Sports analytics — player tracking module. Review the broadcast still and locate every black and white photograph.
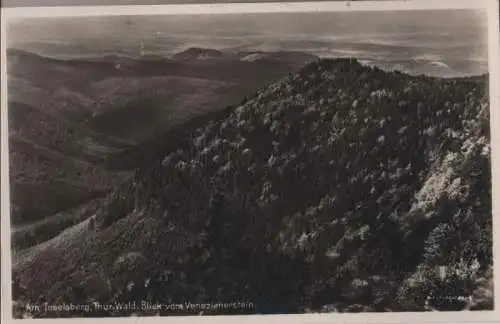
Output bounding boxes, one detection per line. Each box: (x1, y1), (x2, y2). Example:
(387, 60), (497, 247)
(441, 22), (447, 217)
(1, 0), (498, 321)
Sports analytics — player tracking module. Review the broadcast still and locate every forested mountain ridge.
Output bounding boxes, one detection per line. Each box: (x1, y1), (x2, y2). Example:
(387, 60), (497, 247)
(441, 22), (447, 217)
(12, 58), (493, 317)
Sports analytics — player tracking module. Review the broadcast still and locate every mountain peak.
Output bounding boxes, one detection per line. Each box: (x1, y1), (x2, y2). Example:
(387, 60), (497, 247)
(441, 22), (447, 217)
(309, 57), (362, 71)
(171, 47), (227, 60)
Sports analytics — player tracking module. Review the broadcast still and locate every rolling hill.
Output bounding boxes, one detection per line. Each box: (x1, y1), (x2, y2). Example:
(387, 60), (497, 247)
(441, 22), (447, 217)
(8, 134), (128, 226)
(7, 47), (316, 248)
(11, 58), (493, 317)
(8, 48), (316, 144)
(7, 50), (132, 232)
(7, 98), (132, 228)
(8, 101), (130, 164)
(85, 75), (246, 143)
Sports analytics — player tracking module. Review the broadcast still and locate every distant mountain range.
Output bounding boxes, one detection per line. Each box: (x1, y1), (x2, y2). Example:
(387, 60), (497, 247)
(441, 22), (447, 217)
(11, 57), (493, 317)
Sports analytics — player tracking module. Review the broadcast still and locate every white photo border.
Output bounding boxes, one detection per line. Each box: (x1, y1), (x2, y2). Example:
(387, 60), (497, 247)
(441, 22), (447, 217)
(1, 0), (499, 323)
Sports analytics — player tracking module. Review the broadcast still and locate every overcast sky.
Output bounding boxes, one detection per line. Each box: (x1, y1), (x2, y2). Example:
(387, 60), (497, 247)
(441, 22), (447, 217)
(8, 9), (486, 42)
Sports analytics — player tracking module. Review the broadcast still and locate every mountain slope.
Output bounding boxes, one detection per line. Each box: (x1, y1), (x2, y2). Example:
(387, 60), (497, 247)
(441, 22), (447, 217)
(8, 101), (130, 163)
(8, 134), (129, 226)
(7, 98), (133, 228)
(85, 76), (245, 143)
(12, 59), (492, 317)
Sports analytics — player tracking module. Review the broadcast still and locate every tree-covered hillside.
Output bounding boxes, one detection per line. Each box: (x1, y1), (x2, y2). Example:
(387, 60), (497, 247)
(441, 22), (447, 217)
(12, 58), (493, 317)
